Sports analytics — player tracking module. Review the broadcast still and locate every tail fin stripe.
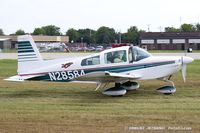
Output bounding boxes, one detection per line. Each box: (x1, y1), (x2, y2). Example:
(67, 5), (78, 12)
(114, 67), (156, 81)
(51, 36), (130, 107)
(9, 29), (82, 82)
(18, 41), (31, 44)
(18, 43), (31, 45)
(18, 49), (34, 53)
(18, 43), (32, 46)
(18, 54), (36, 57)
(18, 47), (33, 50)
(19, 57), (37, 59)
(18, 59), (39, 62)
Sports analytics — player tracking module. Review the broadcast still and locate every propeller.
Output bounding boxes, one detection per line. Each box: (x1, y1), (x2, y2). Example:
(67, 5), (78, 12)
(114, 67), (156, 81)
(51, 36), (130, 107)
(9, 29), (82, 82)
(181, 56), (186, 82)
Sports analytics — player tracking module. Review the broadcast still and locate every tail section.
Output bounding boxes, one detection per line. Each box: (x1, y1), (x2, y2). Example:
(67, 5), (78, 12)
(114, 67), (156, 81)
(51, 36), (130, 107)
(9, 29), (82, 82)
(17, 35), (43, 74)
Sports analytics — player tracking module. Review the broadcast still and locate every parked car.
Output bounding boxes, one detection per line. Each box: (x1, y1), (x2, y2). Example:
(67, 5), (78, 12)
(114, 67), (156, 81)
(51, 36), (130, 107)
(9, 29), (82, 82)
(76, 47), (87, 51)
(106, 46), (112, 50)
(96, 45), (104, 51)
(87, 47), (95, 51)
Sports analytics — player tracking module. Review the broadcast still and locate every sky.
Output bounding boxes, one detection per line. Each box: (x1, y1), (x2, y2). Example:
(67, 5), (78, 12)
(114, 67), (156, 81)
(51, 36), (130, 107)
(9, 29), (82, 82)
(0, 0), (200, 35)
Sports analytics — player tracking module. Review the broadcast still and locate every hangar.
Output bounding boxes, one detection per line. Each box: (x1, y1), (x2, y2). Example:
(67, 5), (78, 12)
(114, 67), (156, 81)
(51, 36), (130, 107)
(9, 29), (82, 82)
(139, 32), (200, 50)
(0, 35), (69, 49)
(0, 38), (12, 49)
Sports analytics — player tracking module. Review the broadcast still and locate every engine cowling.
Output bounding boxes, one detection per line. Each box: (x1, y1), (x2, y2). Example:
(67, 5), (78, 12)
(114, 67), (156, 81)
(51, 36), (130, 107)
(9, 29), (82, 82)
(156, 86), (176, 95)
(122, 81), (140, 91)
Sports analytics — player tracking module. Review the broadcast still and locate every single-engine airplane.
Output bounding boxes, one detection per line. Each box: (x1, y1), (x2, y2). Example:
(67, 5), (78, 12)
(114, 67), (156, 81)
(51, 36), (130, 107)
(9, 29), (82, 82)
(5, 35), (194, 96)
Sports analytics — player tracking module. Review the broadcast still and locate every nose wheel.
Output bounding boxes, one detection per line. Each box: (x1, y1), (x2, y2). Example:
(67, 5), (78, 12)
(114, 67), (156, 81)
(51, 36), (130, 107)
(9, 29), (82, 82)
(157, 76), (176, 95)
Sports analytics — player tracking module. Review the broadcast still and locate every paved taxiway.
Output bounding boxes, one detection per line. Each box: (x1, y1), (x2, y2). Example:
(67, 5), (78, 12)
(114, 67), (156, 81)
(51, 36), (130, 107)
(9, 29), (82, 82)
(0, 53), (199, 60)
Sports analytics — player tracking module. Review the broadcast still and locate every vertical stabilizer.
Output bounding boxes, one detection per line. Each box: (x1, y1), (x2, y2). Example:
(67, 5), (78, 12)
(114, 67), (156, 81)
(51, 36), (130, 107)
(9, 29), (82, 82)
(17, 35), (43, 74)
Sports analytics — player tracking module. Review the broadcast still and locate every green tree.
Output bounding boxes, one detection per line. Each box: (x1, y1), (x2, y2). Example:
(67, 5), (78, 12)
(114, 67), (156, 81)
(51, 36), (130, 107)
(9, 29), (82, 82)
(165, 27), (180, 32)
(77, 29), (96, 44)
(195, 23), (200, 31)
(66, 28), (80, 43)
(15, 29), (25, 35)
(32, 28), (45, 35)
(0, 28), (4, 35)
(95, 26), (116, 44)
(125, 26), (139, 44)
(181, 23), (195, 32)
(41, 25), (61, 36)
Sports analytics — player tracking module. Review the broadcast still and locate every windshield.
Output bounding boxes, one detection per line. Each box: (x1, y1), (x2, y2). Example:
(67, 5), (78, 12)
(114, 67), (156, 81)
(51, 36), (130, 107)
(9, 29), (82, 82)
(129, 46), (151, 62)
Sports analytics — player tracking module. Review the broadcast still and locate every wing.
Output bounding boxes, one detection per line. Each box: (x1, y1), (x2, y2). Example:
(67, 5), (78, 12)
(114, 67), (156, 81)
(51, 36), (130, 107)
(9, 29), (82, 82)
(74, 71), (141, 83)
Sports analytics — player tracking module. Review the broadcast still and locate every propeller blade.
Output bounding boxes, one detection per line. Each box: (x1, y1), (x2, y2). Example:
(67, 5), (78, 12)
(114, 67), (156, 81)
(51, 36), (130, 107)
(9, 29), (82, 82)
(181, 56), (187, 82)
(181, 64), (186, 82)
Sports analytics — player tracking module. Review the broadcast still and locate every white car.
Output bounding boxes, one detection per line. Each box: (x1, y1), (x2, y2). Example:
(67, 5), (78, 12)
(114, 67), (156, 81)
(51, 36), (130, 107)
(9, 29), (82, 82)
(96, 46), (104, 51)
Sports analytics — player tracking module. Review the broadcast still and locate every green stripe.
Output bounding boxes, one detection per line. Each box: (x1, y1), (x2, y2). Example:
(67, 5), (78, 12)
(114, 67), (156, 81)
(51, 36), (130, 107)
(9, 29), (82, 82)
(18, 50), (34, 53)
(18, 47), (33, 50)
(18, 41), (30, 44)
(18, 44), (32, 47)
(17, 41), (32, 47)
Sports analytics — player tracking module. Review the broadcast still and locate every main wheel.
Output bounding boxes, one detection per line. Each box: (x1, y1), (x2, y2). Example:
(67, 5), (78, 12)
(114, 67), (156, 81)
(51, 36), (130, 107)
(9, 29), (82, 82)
(122, 81), (140, 91)
(102, 86), (126, 96)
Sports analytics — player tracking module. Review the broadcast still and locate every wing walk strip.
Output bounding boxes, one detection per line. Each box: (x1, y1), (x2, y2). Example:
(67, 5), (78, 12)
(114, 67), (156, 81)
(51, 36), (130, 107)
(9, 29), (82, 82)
(20, 61), (175, 81)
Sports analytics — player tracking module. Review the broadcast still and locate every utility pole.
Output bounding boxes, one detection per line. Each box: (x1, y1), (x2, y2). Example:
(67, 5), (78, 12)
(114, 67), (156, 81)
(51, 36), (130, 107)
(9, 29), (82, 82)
(119, 31), (121, 44)
(147, 24), (151, 32)
(159, 26), (162, 32)
(180, 16), (182, 31)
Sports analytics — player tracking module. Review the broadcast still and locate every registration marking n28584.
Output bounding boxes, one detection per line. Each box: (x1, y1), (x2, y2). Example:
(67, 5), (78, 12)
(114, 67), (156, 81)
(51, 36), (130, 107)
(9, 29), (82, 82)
(48, 70), (85, 81)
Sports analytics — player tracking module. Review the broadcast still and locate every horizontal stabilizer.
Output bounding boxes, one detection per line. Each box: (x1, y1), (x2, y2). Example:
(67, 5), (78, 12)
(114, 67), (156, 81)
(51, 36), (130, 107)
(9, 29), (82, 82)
(4, 75), (24, 82)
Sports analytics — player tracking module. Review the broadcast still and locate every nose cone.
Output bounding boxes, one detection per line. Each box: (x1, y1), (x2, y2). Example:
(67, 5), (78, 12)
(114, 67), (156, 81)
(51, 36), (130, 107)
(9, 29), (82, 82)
(183, 56), (194, 64)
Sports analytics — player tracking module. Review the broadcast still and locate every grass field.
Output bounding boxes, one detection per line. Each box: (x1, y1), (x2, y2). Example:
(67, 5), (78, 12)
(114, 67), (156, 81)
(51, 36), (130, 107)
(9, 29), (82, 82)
(0, 60), (200, 133)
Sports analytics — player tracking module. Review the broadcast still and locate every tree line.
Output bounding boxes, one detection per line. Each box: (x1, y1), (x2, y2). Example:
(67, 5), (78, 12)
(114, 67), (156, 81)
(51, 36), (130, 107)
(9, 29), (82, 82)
(0, 23), (200, 45)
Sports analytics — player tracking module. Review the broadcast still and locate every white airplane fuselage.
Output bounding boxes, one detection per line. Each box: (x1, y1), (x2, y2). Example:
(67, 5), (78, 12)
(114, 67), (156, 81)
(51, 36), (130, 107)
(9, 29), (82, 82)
(17, 48), (192, 83)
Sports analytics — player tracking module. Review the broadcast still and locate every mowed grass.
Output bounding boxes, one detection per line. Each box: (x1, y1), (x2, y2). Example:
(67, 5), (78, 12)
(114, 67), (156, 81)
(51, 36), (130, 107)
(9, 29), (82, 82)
(0, 60), (200, 133)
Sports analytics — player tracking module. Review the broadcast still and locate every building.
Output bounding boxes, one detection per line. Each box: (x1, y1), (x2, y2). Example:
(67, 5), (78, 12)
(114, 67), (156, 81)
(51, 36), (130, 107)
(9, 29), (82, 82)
(0, 38), (12, 49)
(139, 32), (200, 50)
(0, 35), (69, 49)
